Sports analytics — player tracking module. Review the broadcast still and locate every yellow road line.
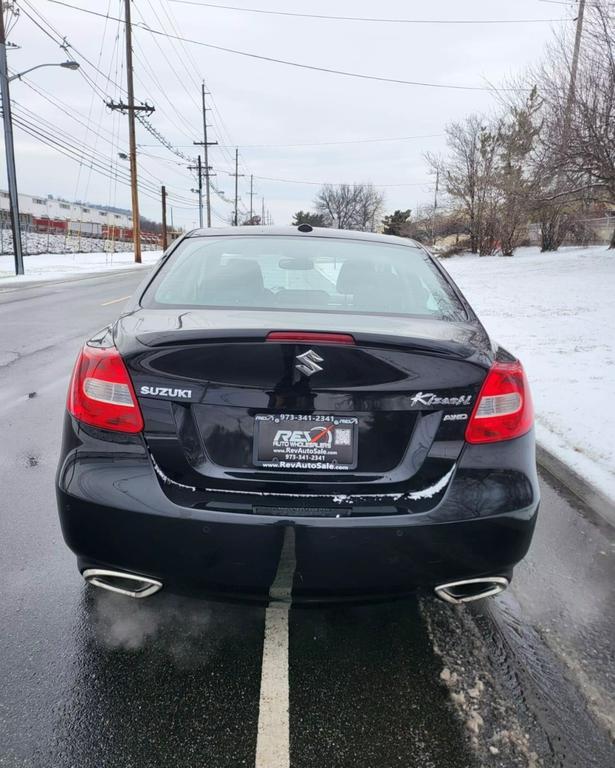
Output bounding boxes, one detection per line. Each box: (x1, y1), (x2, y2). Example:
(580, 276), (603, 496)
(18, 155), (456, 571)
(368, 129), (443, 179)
(101, 295), (131, 306)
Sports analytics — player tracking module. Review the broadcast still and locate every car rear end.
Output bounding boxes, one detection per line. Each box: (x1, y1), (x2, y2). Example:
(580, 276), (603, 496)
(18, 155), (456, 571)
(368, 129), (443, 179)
(56, 229), (539, 603)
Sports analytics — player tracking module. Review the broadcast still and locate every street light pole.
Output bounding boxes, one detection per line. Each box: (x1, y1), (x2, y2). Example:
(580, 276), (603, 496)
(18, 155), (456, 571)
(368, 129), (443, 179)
(0, 2), (23, 275)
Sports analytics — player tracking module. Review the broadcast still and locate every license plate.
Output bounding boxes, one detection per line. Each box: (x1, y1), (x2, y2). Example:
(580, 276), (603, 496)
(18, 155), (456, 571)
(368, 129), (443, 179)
(253, 414), (358, 471)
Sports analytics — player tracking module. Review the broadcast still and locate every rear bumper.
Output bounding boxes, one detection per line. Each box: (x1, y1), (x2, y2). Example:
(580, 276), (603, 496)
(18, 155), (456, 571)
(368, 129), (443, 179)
(60, 497), (535, 601)
(56, 420), (539, 601)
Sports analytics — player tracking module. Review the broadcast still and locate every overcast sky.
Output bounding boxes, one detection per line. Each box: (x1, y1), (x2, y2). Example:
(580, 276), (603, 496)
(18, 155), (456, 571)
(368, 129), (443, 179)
(2, 0), (577, 230)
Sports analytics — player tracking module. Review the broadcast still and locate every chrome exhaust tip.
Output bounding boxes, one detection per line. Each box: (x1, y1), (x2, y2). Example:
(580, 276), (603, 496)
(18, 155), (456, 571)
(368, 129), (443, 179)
(82, 569), (162, 599)
(434, 576), (509, 605)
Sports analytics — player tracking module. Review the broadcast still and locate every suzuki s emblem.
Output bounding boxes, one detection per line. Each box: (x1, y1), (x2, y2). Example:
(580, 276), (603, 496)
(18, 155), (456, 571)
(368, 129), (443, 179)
(295, 349), (324, 377)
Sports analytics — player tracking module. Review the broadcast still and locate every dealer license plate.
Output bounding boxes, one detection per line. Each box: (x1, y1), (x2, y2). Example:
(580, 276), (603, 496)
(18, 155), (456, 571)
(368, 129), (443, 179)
(253, 414), (358, 471)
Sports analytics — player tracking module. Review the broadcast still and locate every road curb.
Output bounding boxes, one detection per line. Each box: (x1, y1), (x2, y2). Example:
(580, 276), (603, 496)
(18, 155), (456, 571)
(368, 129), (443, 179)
(536, 444), (615, 528)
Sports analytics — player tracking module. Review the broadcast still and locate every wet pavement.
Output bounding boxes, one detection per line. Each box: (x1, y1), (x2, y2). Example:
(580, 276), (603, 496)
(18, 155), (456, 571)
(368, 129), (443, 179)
(1, 272), (614, 767)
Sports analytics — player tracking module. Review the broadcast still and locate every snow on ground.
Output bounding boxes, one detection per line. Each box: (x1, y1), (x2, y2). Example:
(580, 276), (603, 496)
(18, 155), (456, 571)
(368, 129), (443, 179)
(0, 229), (160, 256)
(442, 245), (615, 501)
(0, 249), (162, 285)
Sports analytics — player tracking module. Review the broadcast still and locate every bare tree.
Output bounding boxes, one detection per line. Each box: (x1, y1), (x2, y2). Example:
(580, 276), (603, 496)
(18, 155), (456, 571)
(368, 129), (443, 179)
(314, 184), (384, 231)
(355, 184), (385, 231)
(524, 2), (615, 249)
(427, 115), (502, 255)
(525, 31), (586, 250)
(565, 3), (615, 246)
(419, 1), (615, 257)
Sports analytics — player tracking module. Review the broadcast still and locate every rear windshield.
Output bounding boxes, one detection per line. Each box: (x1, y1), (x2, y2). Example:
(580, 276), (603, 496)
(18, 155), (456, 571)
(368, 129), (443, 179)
(141, 235), (466, 320)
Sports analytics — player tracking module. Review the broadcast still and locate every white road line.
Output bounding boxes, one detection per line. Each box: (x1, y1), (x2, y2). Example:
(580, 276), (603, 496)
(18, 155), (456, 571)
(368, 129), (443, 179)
(255, 528), (295, 768)
(100, 295), (131, 306)
(256, 605), (290, 768)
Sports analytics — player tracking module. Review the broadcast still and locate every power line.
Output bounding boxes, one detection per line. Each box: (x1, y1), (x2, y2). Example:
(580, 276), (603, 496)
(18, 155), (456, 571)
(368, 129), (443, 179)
(109, 3), (236, 206)
(153, 0), (250, 195)
(11, 97), (199, 206)
(153, 0), (203, 94)
(159, 4), (249, 193)
(537, 0), (612, 6)
(152, 0), (254, 179)
(11, 104), (192, 202)
(67, 0), (115, 206)
(15, 73), (118, 154)
(134, 116), (234, 206)
(47, 0), (531, 92)
(168, 0), (572, 24)
(236, 173), (435, 188)
(133, 0), (200, 112)
(138, 133), (445, 149)
(130, 1), (233, 211)
(226, 133), (446, 148)
(12, 114), (161, 204)
(12, 116), (197, 211)
(19, 0), (127, 99)
(20, 0), (206, 217)
(131, 37), (196, 141)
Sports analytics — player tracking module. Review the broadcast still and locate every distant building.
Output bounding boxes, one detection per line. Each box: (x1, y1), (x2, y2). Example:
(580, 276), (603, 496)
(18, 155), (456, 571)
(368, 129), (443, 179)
(0, 190), (133, 237)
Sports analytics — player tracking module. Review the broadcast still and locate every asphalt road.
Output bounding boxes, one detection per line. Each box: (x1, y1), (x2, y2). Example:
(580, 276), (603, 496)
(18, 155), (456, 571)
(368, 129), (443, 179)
(1, 271), (614, 768)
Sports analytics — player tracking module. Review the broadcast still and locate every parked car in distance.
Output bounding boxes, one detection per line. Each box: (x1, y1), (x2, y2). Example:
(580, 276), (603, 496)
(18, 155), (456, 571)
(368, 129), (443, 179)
(56, 225), (539, 604)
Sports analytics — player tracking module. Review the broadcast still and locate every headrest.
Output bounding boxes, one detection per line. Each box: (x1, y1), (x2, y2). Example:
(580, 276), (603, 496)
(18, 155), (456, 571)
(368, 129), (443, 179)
(208, 258), (264, 293)
(336, 260), (376, 294)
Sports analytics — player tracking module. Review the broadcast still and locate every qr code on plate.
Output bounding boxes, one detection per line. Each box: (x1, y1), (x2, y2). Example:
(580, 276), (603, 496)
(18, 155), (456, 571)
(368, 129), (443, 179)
(334, 428), (352, 446)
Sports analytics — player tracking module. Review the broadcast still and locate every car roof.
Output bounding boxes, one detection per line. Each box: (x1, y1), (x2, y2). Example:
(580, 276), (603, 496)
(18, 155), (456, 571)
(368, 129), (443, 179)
(184, 225), (423, 249)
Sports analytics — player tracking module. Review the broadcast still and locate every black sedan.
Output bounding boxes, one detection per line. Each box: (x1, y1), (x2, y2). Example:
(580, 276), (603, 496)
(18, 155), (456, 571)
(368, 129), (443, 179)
(56, 226), (539, 604)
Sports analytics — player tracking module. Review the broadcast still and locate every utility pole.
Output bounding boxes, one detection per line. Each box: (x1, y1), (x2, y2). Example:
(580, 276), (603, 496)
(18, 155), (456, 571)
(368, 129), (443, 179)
(0, 2), (23, 275)
(202, 85), (210, 227)
(192, 83), (217, 228)
(197, 155), (203, 228)
(431, 167), (439, 247)
(188, 155), (204, 227)
(107, 0), (154, 263)
(550, 0), (585, 240)
(124, 0), (141, 262)
(230, 148), (245, 226)
(261, 196), (265, 226)
(161, 184), (168, 250)
(564, 0), (586, 137)
(558, 0), (585, 166)
(249, 174), (254, 222)
(234, 148), (239, 226)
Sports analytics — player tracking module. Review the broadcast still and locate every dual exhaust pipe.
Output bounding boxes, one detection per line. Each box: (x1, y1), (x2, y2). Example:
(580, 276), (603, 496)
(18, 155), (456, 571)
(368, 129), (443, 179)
(82, 568), (162, 599)
(434, 576), (509, 604)
(82, 569), (508, 604)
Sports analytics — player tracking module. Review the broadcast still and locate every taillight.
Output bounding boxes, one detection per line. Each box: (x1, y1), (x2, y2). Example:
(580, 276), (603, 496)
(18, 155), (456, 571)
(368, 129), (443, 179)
(465, 360), (533, 444)
(67, 345), (144, 433)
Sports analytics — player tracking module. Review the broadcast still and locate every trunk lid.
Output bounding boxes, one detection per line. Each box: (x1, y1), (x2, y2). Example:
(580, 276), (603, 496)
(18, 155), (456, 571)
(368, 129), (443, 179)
(116, 308), (493, 507)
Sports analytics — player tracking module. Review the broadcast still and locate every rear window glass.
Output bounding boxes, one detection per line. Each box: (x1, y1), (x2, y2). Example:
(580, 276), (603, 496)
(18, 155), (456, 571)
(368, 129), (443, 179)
(141, 235), (466, 320)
